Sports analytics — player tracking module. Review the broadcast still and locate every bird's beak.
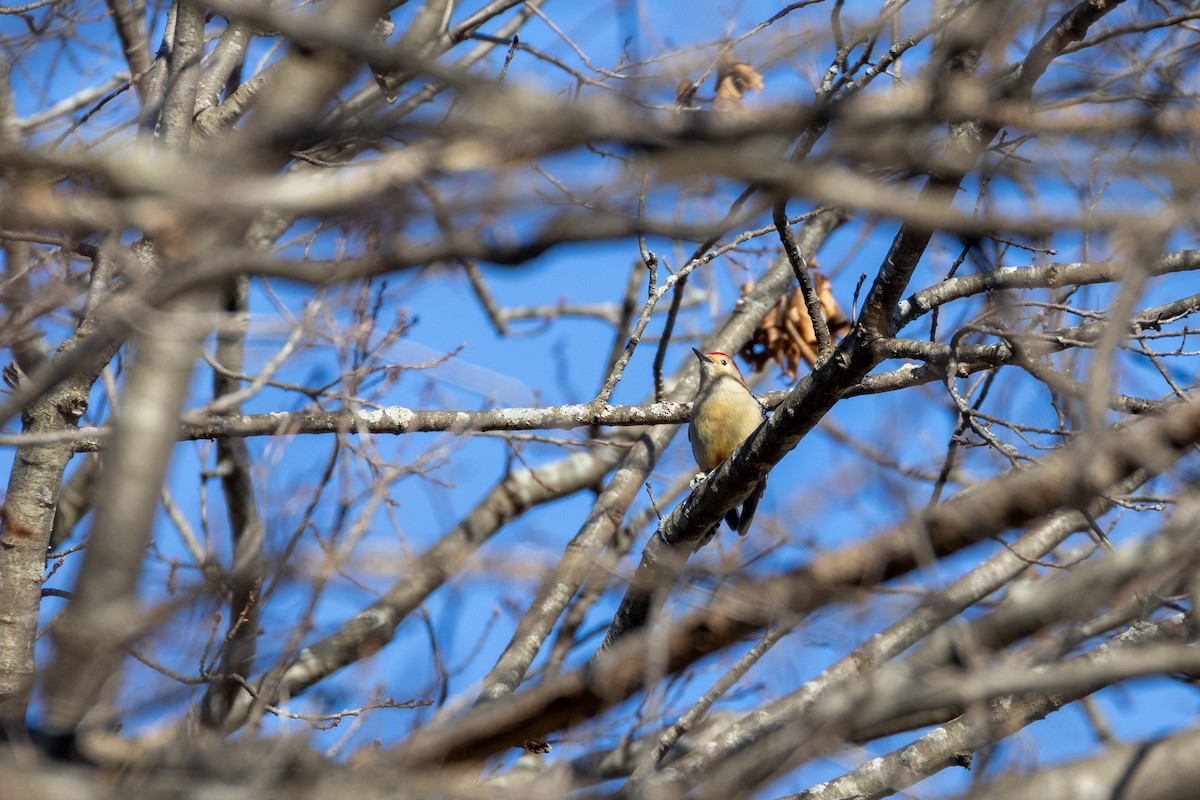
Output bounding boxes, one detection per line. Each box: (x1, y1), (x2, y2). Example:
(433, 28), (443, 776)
(692, 348), (711, 363)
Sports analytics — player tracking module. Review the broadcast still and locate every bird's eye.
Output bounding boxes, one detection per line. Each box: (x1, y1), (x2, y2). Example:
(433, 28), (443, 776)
(720, 359), (727, 366)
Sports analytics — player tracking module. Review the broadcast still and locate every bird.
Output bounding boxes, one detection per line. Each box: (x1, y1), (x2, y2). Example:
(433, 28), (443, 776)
(688, 348), (767, 538)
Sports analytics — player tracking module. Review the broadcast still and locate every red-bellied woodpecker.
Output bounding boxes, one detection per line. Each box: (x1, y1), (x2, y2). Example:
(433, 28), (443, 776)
(688, 348), (767, 537)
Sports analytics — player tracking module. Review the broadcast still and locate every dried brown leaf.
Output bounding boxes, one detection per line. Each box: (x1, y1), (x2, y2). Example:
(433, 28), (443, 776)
(739, 270), (850, 381)
(727, 62), (765, 94)
(713, 57), (764, 111)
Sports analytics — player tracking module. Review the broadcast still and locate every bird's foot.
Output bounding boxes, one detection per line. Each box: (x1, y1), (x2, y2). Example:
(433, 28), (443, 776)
(690, 471), (709, 488)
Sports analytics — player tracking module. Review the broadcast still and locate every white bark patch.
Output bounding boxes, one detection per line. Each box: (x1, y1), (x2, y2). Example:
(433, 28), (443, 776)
(358, 407), (415, 432)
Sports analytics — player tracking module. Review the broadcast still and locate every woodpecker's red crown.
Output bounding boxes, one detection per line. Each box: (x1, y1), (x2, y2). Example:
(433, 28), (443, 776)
(693, 348), (746, 383)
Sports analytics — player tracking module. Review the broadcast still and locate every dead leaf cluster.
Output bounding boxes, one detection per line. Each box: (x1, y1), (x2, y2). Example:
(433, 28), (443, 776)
(714, 55), (764, 111)
(739, 270), (851, 381)
(675, 52), (764, 111)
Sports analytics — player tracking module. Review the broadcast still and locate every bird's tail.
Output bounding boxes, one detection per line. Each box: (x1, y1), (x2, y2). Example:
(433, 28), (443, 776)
(736, 479), (766, 537)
